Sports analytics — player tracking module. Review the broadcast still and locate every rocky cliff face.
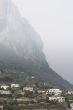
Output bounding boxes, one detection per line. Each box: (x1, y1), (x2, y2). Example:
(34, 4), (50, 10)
(0, 1), (45, 71)
(0, 0), (72, 88)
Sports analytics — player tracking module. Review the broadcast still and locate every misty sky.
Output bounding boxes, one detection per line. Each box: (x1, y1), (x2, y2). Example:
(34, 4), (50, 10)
(12, 0), (73, 83)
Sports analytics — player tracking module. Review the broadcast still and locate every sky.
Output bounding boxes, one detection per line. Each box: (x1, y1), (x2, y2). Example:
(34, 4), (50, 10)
(12, 0), (73, 84)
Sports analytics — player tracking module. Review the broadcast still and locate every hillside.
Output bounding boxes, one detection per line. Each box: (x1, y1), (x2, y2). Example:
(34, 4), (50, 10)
(0, 0), (72, 89)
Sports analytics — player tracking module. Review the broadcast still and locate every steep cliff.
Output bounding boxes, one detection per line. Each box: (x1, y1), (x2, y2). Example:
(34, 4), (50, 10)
(0, 0), (72, 88)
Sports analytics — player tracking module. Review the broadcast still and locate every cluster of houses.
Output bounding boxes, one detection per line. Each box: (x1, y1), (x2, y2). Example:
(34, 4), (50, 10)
(0, 83), (73, 110)
(0, 83), (73, 103)
(46, 89), (65, 103)
(0, 84), (20, 96)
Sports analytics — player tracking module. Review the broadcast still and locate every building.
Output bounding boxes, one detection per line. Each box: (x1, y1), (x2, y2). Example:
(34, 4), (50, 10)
(1, 85), (9, 90)
(47, 89), (62, 96)
(67, 90), (73, 95)
(70, 103), (73, 109)
(0, 90), (11, 95)
(49, 96), (65, 102)
(23, 87), (34, 92)
(11, 84), (20, 89)
(37, 90), (45, 94)
(0, 105), (3, 110)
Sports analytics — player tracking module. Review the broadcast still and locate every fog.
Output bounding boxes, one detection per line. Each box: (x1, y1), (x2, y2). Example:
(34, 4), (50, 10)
(11, 0), (73, 83)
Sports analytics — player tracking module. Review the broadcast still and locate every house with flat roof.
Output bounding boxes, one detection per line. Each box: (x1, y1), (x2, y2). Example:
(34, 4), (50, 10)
(49, 96), (65, 103)
(1, 85), (9, 90)
(23, 87), (34, 92)
(11, 84), (20, 89)
(47, 88), (62, 96)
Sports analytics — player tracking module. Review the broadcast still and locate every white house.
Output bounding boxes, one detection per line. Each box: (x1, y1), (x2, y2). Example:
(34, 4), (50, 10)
(47, 89), (62, 96)
(11, 84), (20, 89)
(0, 105), (3, 110)
(23, 87), (34, 92)
(49, 96), (65, 102)
(37, 90), (45, 94)
(1, 85), (9, 90)
(67, 90), (73, 95)
(70, 103), (73, 109)
(0, 90), (11, 95)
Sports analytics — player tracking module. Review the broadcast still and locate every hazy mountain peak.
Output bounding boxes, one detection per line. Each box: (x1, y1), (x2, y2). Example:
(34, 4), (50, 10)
(0, 0), (72, 88)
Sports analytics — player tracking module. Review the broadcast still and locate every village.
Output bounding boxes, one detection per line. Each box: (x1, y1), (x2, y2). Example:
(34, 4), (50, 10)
(0, 83), (73, 110)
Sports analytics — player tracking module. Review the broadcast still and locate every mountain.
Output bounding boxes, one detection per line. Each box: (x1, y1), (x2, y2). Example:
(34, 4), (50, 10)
(0, 0), (72, 89)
